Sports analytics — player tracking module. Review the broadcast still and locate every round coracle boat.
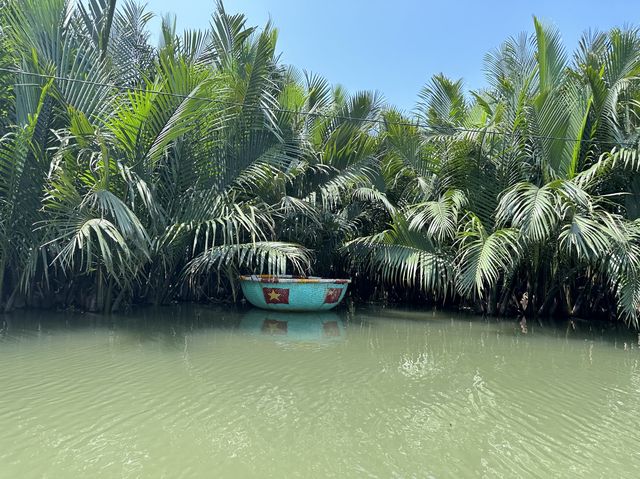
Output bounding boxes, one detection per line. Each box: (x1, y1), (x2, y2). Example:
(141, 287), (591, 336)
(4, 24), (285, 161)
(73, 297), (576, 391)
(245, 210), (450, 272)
(239, 275), (351, 311)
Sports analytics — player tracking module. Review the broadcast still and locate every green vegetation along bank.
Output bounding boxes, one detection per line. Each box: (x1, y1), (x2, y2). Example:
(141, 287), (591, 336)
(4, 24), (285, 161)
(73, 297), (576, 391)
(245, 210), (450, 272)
(2, 0), (640, 325)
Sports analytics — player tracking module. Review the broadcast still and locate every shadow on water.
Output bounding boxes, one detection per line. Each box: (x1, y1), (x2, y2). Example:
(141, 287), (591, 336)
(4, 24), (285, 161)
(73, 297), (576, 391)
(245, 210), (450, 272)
(238, 309), (346, 344)
(1, 303), (638, 351)
(0, 304), (352, 347)
(0, 304), (242, 345)
(350, 304), (640, 350)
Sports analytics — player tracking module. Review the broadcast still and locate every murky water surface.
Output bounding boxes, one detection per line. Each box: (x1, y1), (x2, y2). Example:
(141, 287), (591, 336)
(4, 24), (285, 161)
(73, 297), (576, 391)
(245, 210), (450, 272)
(1, 306), (640, 478)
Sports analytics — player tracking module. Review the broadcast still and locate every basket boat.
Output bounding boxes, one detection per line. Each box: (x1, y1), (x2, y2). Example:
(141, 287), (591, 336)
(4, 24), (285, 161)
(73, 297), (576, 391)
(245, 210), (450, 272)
(239, 275), (350, 311)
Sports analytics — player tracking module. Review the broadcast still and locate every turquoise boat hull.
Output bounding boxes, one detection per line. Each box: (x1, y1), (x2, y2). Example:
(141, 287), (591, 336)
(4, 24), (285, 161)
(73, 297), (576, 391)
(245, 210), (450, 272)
(239, 275), (350, 311)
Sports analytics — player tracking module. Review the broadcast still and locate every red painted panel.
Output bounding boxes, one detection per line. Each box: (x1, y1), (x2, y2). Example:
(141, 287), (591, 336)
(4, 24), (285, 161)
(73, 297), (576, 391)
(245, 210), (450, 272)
(262, 287), (290, 304)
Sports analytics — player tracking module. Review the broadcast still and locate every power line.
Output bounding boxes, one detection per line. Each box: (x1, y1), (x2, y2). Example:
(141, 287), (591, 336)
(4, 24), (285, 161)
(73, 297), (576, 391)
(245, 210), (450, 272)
(0, 66), (638, 148)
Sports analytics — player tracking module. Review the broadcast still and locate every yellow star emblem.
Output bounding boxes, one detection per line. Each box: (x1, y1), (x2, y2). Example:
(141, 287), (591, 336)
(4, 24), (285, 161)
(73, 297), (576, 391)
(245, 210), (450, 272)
(268, 290), (281, 301)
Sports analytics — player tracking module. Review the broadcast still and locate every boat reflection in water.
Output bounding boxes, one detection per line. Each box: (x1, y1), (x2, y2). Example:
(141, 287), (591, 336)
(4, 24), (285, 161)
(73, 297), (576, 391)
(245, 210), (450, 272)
(239, 309), (345, 344)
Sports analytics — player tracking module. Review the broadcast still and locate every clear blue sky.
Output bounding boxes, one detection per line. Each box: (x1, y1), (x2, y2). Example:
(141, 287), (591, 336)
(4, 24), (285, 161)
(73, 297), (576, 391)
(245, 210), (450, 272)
(145, 0), (637, 111)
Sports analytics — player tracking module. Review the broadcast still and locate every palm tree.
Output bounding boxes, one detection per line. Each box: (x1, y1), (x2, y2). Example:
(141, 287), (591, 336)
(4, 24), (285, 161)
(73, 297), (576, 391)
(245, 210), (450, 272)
(346, 18), (640, 325)
(1, 2), (640, 326)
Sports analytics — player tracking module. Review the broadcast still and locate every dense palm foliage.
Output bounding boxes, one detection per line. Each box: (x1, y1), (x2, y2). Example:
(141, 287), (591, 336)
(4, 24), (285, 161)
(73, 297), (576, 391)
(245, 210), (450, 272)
(1, 1), (640, 326)
(350, 23), (640, 325)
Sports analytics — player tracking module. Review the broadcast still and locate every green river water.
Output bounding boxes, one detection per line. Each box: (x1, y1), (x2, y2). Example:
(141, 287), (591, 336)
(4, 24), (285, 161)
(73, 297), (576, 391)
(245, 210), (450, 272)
(1, 306), (639, 478)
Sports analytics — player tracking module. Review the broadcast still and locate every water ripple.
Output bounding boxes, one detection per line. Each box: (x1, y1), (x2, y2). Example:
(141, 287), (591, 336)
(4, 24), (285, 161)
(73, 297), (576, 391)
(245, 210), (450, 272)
(1, 308), (639, 477)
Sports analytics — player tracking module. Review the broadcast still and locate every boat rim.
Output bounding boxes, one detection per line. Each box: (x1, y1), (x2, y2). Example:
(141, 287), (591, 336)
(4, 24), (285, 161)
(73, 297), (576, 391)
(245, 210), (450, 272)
(239, 274), (351, 284)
